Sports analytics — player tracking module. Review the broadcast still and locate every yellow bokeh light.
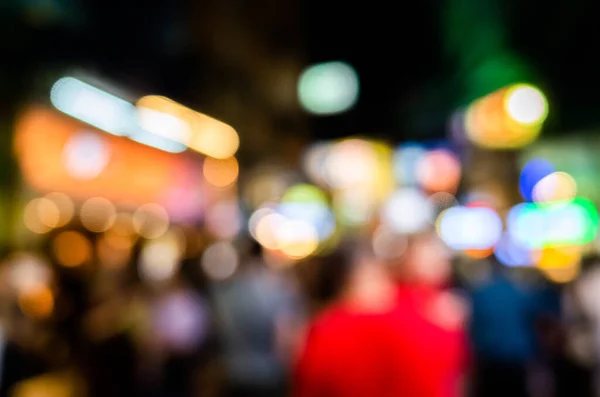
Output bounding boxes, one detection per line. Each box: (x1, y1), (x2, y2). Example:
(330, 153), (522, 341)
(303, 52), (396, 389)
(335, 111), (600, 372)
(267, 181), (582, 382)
(541, 262), (581, 284)
(203, 156), (239, 188)
(537, 245), (581, 272)
(188, 118), (240, 160)
(137, 95), (239, 159)
(52, 230), (92, 267)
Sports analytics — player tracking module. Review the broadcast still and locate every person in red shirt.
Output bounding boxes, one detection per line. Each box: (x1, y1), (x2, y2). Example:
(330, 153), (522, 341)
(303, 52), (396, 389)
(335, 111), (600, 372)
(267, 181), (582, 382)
(295, 233), (467, 397)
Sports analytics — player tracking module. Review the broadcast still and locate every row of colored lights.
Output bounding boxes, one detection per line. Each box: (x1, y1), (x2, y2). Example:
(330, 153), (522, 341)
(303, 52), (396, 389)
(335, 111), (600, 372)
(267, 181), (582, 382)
(50, 77), (239, 158)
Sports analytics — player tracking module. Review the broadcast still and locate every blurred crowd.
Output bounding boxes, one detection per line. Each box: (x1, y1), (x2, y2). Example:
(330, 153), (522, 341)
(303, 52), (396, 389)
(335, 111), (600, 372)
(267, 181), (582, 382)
(0, 13), (595, 396)
(2, 227), (600, 397)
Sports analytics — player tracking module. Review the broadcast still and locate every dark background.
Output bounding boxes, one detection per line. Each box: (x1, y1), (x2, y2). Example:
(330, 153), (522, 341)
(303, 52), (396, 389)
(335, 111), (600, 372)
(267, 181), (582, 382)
(1, 0), (600, 143)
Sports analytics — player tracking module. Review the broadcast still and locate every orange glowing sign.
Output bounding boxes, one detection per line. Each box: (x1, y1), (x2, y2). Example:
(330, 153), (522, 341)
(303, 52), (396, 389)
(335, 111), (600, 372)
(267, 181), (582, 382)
(15, 107), (208, 221)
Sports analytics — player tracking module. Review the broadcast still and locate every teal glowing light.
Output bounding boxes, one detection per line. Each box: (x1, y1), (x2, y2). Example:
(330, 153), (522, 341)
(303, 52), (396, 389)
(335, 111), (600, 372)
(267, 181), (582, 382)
(297, 62), (359, 115)
(51, 77), (135, 136)
(507, 198), (599, 248)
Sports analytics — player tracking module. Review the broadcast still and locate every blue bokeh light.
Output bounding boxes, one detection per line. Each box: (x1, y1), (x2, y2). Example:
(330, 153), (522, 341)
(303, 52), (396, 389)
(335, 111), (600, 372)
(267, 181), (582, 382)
(519, 158), (555, 202)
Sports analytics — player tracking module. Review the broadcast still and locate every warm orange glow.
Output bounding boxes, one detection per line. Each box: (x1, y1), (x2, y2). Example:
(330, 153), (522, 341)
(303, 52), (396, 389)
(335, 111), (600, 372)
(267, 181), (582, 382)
(464, 248), (494, 259)
(465, 87), (543, 149)
(19, 285), (54, 319)
(14, 107), (206, 216)
(97, 232), (132, 269)
(137, 96), (239, 159)
(203, 157), (239, 188)
(52, 230), (92, 267)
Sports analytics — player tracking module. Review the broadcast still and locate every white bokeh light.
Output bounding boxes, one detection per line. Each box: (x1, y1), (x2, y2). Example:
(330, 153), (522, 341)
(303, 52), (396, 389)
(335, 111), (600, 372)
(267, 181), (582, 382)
(63, 131), (110, 180)
(380, 189), (433, 234)
(505, 84), (548, 125)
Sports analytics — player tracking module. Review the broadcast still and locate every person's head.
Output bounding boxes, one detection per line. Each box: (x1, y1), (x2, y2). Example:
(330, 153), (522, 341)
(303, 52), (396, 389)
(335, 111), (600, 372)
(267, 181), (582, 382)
(312, 239), (371, 304)
(387, 231), (452, 286)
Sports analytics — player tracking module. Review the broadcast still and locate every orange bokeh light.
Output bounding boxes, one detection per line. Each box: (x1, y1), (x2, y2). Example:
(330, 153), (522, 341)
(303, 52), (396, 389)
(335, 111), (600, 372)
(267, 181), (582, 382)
(203, 157), (239, 188)
(14, 107), (207, 219)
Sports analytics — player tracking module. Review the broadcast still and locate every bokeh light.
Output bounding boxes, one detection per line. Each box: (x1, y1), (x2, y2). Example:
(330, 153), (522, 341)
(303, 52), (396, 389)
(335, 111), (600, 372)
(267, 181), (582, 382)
(51, 77), (134, 136)
(416, 149), (461, 193)
(507, 198), (599, 249)
(254, 212), (288, 250)
(35, 197), (61, 229)
(380, 188), (433, 234)
(44, 192), (75, 227)
(493, 232), (539, 267)
(19, 285), (54, 319)
(464, 84), (548, 149)
(297, 61), (359, 115)
(8, 253), (52, 294)
(133, 203), (170, 239)
(201, 241), (239, 280)
(504, 84), (549, 125)
(277, 219), (319, 260)
(23, 199), (52, 234)
(437, 206), (503, 251)
(139, 235), (182, 283)
(202, 156), (239, 188)
(519, 158), (555, 202)
(137, 95), (239, 159)
(323, 139), (378, 189)
(52, 230), (92, 267)
(80, 197), (116, 233)
(532, 171), (577, 203)
(62, 131), (110, 180)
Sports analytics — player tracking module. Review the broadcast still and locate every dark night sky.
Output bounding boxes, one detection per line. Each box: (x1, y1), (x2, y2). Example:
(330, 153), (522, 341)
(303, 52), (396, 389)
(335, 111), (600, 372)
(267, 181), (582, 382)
(301, 0), (444, 141)
(302, 0), (600, 141)
(2, 0), (600, 142)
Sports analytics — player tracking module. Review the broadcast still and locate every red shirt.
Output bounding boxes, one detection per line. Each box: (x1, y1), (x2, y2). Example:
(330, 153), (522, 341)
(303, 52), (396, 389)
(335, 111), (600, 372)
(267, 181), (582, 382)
(295, 285), (466, 397)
